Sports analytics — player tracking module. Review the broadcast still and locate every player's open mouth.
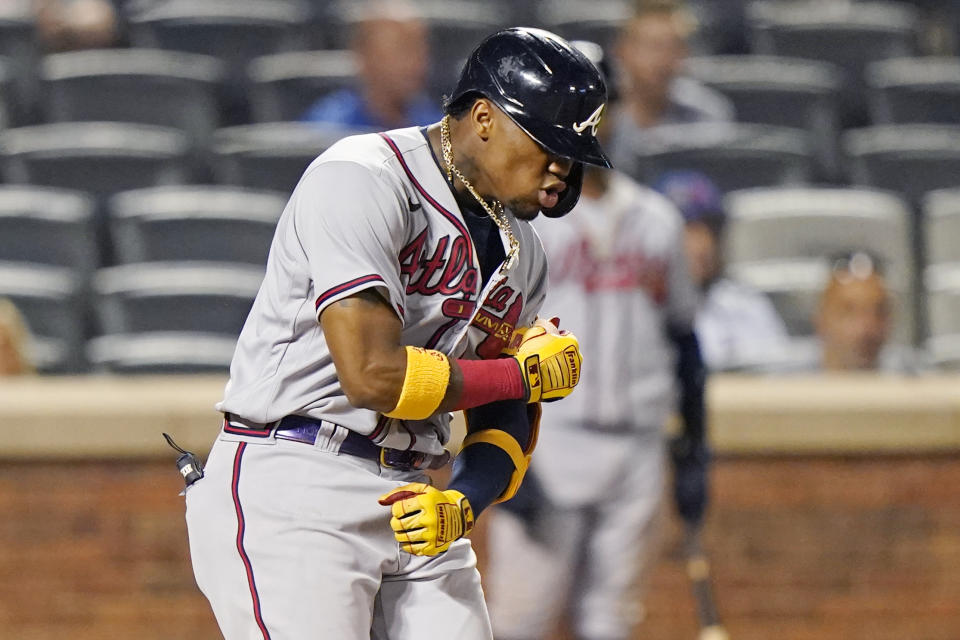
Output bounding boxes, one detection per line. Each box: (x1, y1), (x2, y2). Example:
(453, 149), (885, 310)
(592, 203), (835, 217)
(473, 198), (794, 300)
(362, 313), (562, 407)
(538, 185), (564, 209)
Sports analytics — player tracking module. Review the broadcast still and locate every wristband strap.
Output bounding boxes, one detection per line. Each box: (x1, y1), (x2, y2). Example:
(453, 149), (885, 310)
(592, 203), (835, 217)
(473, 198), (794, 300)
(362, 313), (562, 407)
(384, 346), (450, 420)
(453, 358), (526, 410)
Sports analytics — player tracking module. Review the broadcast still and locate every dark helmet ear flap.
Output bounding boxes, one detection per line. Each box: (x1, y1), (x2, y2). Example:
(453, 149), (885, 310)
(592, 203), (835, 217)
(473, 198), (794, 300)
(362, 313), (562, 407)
(541, 162), (584, 218)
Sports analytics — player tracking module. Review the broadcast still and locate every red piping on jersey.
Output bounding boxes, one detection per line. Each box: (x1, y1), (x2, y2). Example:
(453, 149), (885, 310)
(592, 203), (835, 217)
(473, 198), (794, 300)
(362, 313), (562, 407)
(315, 274), (386, 311)
(378, 133), (475, 267)
(231, 443), (273, 640)
(223, 417), (273, 438)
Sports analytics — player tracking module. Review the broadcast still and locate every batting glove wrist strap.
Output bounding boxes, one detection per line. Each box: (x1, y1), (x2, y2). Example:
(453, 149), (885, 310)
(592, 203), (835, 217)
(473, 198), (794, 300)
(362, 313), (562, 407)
(512, 319), (582, 403)
(461, 426), (534, 504)
(378, 483), (475, 556)
(383, 347), (450, 420)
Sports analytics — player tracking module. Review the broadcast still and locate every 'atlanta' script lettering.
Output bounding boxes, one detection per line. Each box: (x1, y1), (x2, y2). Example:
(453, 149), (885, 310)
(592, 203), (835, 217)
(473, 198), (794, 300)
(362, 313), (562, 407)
(398, 228), (479, 297)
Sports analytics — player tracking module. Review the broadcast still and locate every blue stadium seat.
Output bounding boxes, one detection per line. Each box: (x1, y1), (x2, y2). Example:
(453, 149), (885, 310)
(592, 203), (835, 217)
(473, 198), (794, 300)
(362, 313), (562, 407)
(0, 261), (86, 372)
(41, 49), (225, 151)
(91, 261), (263, 337)
(109, 186), (285, 266)
(923, 189), (960, 266)
(536, 0), (630, 55)
(866, 57), (960, 125)
(211, 121), (372, 193)
(247, 50), (359, 123)
(723, 187), (913, 290)
(86, 332), (238, 374)
(685, 55), (843, 178)
(749, 1), (918, 126)
(843, 124), (960, 204)
(924, 263), (960, 369)
(0, 122), (193, 199)
(0, 186), (98, 274)
(0, 11), (39, 124)
(629, 123), (815, 193)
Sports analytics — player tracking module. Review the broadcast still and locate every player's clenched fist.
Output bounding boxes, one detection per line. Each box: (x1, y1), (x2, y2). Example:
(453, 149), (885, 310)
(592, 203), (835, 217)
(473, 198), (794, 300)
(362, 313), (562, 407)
(511, 318), (582, 403)
(378, 482), (475, 556)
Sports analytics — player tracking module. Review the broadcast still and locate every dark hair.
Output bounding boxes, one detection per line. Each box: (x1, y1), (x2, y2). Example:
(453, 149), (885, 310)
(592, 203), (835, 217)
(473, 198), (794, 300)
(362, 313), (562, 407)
(442, 91), (479, 119)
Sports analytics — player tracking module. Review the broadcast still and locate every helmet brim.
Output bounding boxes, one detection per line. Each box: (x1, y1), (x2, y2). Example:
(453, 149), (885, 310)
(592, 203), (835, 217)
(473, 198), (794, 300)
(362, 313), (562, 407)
(509, 108), (613, 169)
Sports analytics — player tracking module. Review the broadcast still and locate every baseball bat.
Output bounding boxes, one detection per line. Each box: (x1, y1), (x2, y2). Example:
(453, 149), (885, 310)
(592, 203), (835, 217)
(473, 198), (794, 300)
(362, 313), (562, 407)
(683, 522), (729, 640)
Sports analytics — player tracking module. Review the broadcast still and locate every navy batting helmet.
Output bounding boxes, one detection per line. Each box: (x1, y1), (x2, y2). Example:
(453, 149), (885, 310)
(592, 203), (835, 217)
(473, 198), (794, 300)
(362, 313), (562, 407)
(446, 27), (612, 170)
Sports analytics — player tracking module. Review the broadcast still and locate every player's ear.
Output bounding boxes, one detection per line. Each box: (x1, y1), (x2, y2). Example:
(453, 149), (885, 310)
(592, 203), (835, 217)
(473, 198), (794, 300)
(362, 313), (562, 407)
(469, 99), (494, 141)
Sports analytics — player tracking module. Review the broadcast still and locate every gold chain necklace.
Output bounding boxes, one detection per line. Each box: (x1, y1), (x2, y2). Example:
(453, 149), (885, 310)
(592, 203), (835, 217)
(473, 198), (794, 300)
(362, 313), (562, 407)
(440, 115), (519, 271)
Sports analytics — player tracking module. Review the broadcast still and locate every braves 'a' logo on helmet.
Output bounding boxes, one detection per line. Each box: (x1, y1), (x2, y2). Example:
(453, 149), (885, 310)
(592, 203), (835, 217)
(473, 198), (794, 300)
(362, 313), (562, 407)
(573, 104), (605, 137)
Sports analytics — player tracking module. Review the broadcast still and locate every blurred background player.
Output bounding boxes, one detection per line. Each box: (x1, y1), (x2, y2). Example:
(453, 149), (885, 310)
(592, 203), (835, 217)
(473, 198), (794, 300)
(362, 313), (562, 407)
(608, 0), (733, 171)
(301, 0), (442, 129)
(483, 42), (710, 640)
(0, 298), (34, 376)
(654, 170), (790, 372)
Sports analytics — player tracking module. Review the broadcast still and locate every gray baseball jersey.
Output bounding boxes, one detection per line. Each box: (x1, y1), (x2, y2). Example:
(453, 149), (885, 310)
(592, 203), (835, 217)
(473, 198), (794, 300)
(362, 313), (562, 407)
(216, 126), (548, 454)
(189, 126), (551, 640)
(532, 170), (699, 433)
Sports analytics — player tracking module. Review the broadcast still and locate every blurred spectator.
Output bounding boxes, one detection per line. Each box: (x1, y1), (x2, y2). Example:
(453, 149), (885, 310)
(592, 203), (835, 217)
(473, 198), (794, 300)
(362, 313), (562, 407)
(301, 0), (442, 129)
(655, 170), (790, 371)
(608, 0), (733, 168)
(0, 298), (33, 376)
(791, 251), (927, 373)
(34, 0), (120, 52)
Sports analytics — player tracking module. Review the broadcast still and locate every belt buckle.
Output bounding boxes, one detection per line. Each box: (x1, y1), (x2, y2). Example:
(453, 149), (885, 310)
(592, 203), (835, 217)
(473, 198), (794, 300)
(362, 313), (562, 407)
(379, 447), (421, 471)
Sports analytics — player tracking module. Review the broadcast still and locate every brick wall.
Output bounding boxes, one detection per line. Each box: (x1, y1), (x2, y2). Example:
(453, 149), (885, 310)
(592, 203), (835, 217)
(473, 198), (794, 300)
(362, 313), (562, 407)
(1, 455), (957, 640)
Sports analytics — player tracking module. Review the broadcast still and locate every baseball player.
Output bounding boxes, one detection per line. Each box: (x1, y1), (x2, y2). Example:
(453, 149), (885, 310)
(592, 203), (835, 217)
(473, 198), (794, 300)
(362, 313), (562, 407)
(484, 42), (710, 640)
(182, 28), (609, 640)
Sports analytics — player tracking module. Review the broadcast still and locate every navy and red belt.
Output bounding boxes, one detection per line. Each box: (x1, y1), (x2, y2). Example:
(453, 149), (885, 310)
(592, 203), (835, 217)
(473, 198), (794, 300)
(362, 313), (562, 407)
(269, 415), (449, 472)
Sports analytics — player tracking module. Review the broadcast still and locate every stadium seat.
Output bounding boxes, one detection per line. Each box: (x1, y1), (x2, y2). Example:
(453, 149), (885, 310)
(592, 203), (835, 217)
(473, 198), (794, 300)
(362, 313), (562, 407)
(925, 263), (960, 337)
(127, 0), (309, 123)
(749, 0), (918, 126)
(0, 58), (14, 130)
(399, 1), (506, 102)
(925, 263), (960, 368)
(91, 261), (263, 337)
(843, 125), (960, 204)
(0, 122), (193, 199)
(109, 186), (286, 266)
(41, 49), (225, 151)
(728, 258), (913, 343)
(126, 0), (308, 83)
(923, 189), (960, 266)
(685, 55), (843, 178)
(726, 258), (829, 337)
(211, 122), (371, 193)
(537, 0), (631, 54)
(723, 187), (914, 291)
(86, 332), (237, 374)
(866, 57), (960, 125)
(684, 0), (751, 55)
(247, 50), (359, 123)
(629, 123), (814, 193)
(0, 186), (98, 274)
(0, 261), (85, 372)
(0, 10), (39, 124)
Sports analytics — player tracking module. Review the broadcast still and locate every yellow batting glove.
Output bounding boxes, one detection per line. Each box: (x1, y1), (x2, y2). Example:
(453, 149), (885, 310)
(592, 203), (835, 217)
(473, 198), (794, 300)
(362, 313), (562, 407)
(512, 318), (582, 403)
(377, 482), (475, 556)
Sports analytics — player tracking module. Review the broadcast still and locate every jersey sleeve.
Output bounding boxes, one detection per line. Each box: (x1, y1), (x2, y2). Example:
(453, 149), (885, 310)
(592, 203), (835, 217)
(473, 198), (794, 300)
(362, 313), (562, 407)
(291, 160), (408, 320)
